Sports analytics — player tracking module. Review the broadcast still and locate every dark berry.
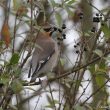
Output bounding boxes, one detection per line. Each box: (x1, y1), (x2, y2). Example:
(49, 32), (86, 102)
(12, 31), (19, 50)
(96, 13), (99, 16)
(100, 13), (103, 16)
(53, 27), (57, 31)
(62, 34), (66, 39)
(62, 24), (66, 29)
(58, 28), (62, 33)
(93, 17), (100, 22)
(74, 45), (77, 48)
(91, 29), (95, 32)
(77, 42), (80, 45)
(91, 27), (96, 32)
(79, 16), (83, 19)
(93, 27), (95, 29)
(100, 17), (102, 20)
(57, 37), (61, 40)
(75, 50), (79, 54)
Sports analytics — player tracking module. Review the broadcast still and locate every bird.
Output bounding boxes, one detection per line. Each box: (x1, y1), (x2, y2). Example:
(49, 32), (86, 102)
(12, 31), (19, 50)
(29, 27), (60, 82)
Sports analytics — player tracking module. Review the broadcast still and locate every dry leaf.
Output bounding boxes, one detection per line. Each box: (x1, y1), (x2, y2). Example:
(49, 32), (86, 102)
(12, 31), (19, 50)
(1, 20), (11, 48)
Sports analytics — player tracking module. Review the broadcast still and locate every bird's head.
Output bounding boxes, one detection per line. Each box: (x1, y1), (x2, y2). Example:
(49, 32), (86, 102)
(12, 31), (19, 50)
(43, 25), (66, 43)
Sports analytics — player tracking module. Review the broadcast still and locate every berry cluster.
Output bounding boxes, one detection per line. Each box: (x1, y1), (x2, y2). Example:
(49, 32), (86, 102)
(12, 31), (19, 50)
(73, 41), (87, 54)
(91, 13), (103, 32)
(93, 13), (103, 23)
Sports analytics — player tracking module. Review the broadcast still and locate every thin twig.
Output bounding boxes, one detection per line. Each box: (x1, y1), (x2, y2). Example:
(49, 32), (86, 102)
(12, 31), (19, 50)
(75, 78), (92, 104)
(48, 83), (57, 110)
(81, 79), (109, 106)
(34, 95), (41, 110)
(12, 14), (18, 53)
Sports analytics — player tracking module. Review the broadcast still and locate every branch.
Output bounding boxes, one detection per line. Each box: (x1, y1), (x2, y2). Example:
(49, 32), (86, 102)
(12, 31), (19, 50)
(23, 50), (110, 86)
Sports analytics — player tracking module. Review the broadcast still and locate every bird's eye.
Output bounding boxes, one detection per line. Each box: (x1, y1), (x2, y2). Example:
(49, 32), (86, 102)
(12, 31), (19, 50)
(43, 27), (52, 32)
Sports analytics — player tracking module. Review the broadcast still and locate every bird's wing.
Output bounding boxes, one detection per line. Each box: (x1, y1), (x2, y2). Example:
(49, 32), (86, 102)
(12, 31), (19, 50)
(31, 39), (55, 78)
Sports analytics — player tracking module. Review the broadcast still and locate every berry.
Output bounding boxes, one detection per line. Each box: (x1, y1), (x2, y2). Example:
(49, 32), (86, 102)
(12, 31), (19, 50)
(53, 27), (57, 31)
(91, 27), (96, 32)
(96, 13), (99, 16)
(100, 17), (102, 20)
(100, 13), (103, 16)
(93, 17), (100, 22)
(58, 28), (62, 33)
(62, 24), (66, 29)
(74, 45), (77, 48)
(62, 34), (66, 39)
(75, 50), (79, 54)
(77, 42), (80, 45)
(79, 16), (83, 19)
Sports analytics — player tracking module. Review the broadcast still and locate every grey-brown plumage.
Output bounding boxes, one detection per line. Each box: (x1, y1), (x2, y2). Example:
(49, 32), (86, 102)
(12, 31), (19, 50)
(29, 32), (59, 82)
